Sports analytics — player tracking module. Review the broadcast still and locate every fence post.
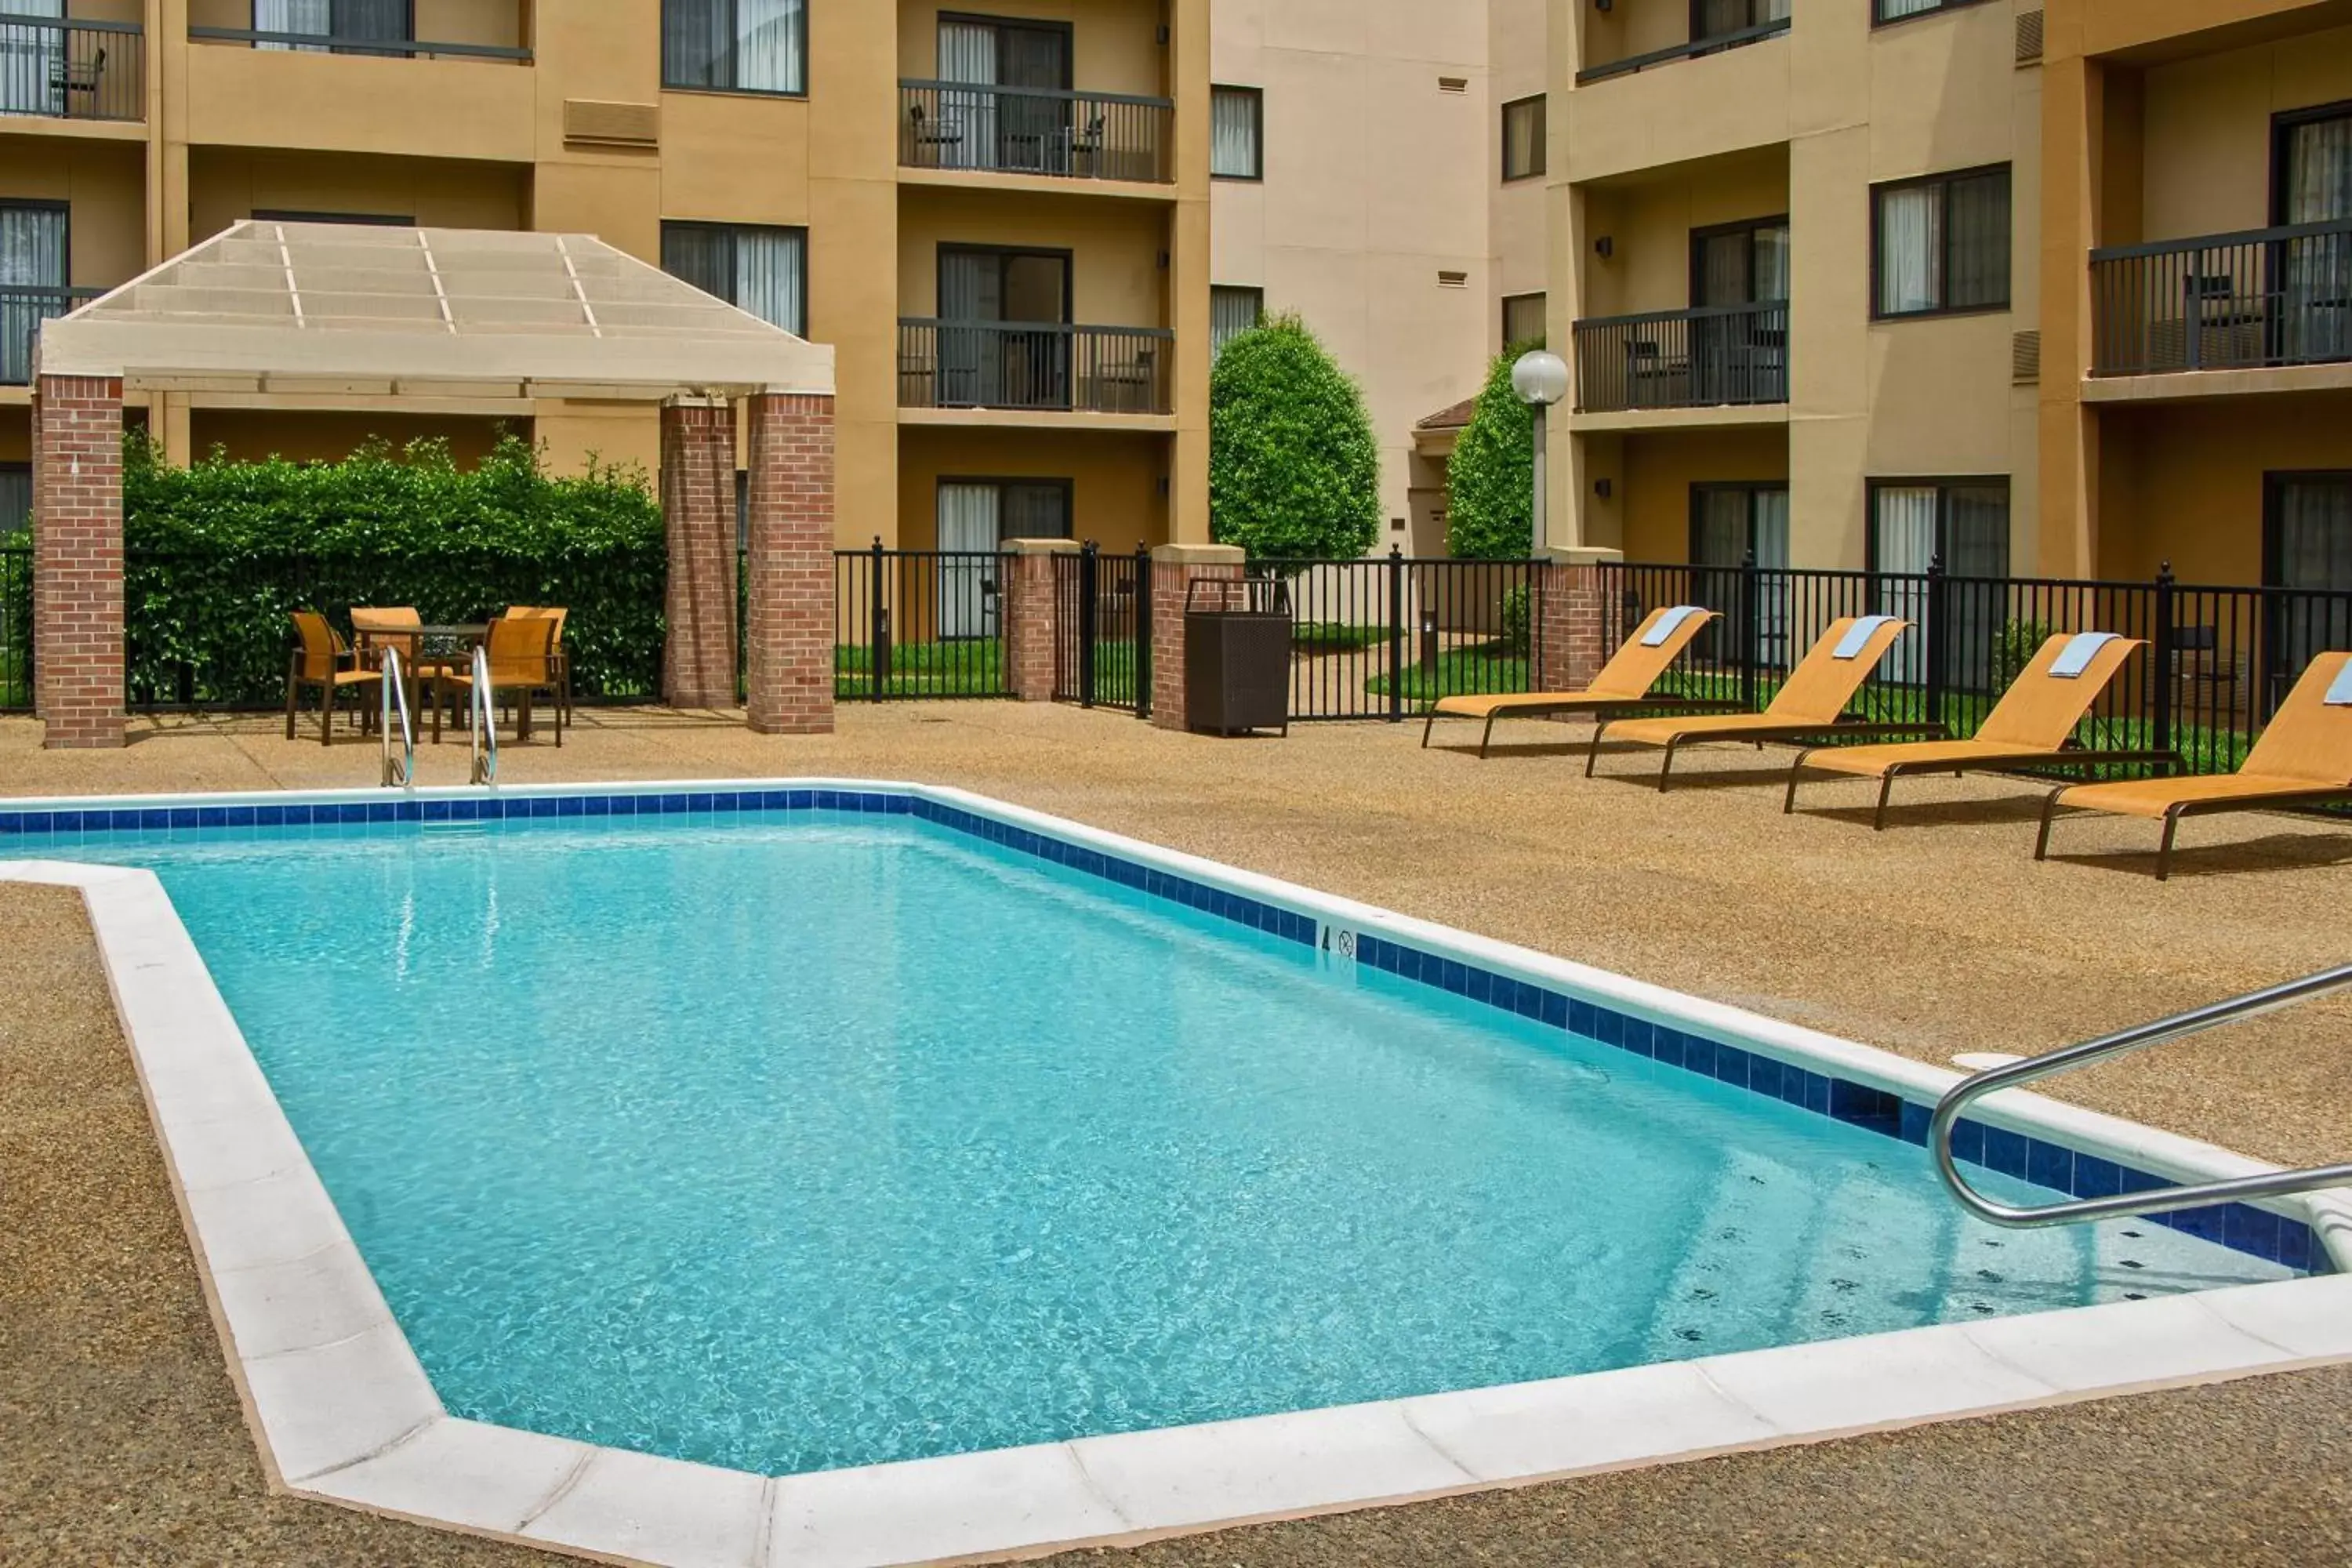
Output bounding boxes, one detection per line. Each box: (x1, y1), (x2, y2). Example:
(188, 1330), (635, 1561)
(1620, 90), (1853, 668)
(1134, 543), (1153, 720)
(1078, 541), (1099, 708)
(868, 535), (887, 702)
(1387, 543), (1405, 724)
(2151, 561), (2176, 760)
(1738, 549), (1759, 713)
(1924, 554), (1947, 732)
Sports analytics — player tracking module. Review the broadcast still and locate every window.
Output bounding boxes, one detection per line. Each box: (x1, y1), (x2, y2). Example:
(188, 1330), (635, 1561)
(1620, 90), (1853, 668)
(928, 16), (1073, 175)
(1501, 95), (1545, 182)
(661, 222), (808, 336)
(253, 0), (412, 55)
(1211, 86), (1261, 180)
(662, 0), (808, 96)
(1501, 292), (1547, 348)
(1696, 0), (1791, 40)
(0, 199), (67, 386)
(2266, 473), (2352, 688)
(1873, 165), (2010, 318)
(1690, 216), (1790, 307)
(1872, 0), (1988, 23)
(0, 462), (27, 535)
(2274, 104), (2352, 364)
(1211, 285), (1263, 358)
(936, 478), (1071, 637)
(1870, 477), (2010, 686)
(1690, 483), (1791, 662)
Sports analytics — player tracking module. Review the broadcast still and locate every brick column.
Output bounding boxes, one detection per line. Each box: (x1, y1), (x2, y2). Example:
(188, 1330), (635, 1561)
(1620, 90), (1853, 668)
(1536, 546), (1621, 697)
(661, 399), (739, 710)
(1149, 543), (1245, 732)
(33, 374), (125, 750)
(742, 392), (836, 735)
(1001, 539), (1077, 702)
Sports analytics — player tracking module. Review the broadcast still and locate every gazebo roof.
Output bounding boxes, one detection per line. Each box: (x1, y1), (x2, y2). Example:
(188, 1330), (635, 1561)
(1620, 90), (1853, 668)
(36, 221), (833, 401)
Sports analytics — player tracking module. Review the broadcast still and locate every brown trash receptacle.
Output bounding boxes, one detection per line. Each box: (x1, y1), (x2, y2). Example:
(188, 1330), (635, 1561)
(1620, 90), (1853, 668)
(1185, 577), (1292, 736)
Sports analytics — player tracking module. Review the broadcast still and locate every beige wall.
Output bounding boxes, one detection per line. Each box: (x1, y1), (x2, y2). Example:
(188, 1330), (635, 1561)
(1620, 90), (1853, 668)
(0, 140), (146, 285)
(187, 410), (517, 470)
(2094, 391), (2352, 583)
(895, 0), (1167, 99)
(1619, 427), (1793, 563)
(896, 426), (1167, 553)
(898, 188), (1167, 325)
(190, 149), (528, 238)
(2136, 24), (2352, 242)
(1578, 148), (1788, 319)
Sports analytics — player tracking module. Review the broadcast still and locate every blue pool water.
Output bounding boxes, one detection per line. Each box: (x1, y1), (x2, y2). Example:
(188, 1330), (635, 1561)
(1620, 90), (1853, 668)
(75, 809), (2291, 1476)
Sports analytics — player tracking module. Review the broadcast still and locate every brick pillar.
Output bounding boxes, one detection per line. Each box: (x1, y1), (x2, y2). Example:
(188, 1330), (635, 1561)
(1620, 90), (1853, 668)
(1149, 543), (1245, 732)
(1537, 546), (1621, 697)
(661, 400), (739, 710)
(742, 392), (836, 735)
(33, 374), (125, 750)
(1002, 539), (1077, 702)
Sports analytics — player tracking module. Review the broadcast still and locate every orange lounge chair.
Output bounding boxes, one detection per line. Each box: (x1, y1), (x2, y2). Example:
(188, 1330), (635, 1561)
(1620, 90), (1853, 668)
(2035, 650), (2352, 880)
(1782, 632), (2177, 829)
(1419, 604), (1730, 757)
(1588, 615), (1929, 791)
(283, 612), (382, 746)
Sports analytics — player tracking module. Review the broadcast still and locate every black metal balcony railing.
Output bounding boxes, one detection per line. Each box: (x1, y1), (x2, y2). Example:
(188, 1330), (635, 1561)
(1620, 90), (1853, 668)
(0, 14), (144, 121)
(2092, 216), (2352, 377)
(0, 285), (103, 385)
(1577, 16), (1791, 85)
(899, 82), (1173, 184)
(190, 16), (530, 62)
(897, 320), (1174, 415)
(1573, 300), (1790, 412)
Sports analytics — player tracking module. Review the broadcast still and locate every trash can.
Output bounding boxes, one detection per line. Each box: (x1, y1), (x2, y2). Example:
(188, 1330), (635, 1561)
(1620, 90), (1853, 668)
(1185, 577), (1292, 736)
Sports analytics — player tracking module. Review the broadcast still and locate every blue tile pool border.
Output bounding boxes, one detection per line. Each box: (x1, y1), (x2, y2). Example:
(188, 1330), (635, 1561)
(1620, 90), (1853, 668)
(0, 782), (2317, 1275)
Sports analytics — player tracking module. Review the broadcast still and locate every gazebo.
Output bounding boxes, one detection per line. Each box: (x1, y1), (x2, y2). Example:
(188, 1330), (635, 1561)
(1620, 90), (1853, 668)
(29, 220), (837, 749)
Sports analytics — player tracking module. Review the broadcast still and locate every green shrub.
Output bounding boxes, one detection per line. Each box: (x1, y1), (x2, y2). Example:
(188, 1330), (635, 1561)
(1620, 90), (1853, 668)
(1992, 618), (2056, 691)
(1209, 312), (1381, 563)
(119, 431), (664, 706)
(1445, 344), (1542, 561)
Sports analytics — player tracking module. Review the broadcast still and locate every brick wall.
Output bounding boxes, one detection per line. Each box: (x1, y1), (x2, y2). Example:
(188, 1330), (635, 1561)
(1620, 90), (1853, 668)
(1000, 543), (1069, 702)
(1537, 559), (1609, 696)
(1148, 546), (1246, 732)
(660, 401), (739, 710)
(32, 375), (125, 750)
(743, 393), (836, 735)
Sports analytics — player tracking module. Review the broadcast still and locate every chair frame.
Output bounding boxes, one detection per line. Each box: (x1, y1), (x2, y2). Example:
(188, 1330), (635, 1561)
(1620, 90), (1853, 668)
(283, 614), (382, 747)
(1788, 744), (2184, 830)
(2035, 784), (2352, 881)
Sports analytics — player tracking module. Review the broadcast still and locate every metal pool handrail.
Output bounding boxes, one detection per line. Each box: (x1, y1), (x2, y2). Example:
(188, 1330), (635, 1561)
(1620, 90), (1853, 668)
(1932, 965), (2352, 1229)
(379, 646), (414, 789)
(468, 643), (497, 787)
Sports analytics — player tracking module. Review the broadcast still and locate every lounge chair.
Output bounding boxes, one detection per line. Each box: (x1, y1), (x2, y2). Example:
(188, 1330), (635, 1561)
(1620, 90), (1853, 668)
(1588, 615), (1933, 790)
(1420, 604), (1730, 757)
(434, 614), (563, 746)
(284, 612), (382, 746)
(1782, 631), (2178, 829)
(2035, 650), (2352, 880)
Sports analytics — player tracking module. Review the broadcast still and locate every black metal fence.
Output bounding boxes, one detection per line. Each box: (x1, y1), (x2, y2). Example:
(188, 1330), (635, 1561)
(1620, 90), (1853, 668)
(1573, 300), (1790, 412)
(895, 319), (1174, 415)
(2091, 217), (2352, 377)
(834, 543), (1014, 701)
(0, 542), (29, 710)
(1599, 559), (2352, 777)
(0, 15), (145, 122)
(2, 285), (105, 385)
(898, 81), (1173, 183)
(1052, 542), (1151, 714)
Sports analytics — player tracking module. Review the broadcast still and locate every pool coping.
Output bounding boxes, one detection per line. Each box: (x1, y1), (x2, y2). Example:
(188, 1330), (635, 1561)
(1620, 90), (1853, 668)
(9, 775), (2352, 1568)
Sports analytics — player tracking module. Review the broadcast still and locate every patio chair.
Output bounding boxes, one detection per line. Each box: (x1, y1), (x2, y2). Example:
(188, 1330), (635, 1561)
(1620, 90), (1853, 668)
(284, 611), (382, 746)
(1420, 604), (1731, 757)
(503, 605), (572, 727)
(1588, 615), (1931, 790)
(434, 613), (563, 746)
(2034, 650), (2352, 880)
(1782, 632), (2178, 829)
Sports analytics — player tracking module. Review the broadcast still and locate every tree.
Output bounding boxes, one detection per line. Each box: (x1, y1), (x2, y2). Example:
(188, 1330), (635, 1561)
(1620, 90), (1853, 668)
(1209, 312), (1381, 562)
(1446, 343), (1542, 561)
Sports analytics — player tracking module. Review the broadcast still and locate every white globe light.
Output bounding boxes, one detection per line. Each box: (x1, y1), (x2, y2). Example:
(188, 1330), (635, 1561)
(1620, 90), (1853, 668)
(1511, 350), (1570, 408)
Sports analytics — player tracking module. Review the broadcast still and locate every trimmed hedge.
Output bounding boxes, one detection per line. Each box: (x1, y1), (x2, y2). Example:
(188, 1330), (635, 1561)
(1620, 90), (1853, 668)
(1209, 312), (1382, 564)
(120, 432), (666, 707)
(1446, 344), (1541, 561)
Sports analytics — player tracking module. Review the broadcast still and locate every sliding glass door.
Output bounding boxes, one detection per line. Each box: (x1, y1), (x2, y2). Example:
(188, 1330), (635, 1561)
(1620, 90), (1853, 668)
(937, 246), (1070, 409)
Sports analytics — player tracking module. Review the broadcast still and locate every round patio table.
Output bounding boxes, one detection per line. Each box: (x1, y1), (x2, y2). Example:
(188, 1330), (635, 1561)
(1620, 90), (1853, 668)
(351, 623), (494, 743)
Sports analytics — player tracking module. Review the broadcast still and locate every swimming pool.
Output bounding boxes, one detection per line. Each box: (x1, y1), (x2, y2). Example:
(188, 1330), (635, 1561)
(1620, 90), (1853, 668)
(8, 780), (2348, 1568)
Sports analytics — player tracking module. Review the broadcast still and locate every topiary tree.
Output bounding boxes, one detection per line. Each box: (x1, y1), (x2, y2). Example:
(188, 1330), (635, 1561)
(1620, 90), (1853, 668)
(1209, 311), (1381, 563)
(1445, 343), (1542, 561)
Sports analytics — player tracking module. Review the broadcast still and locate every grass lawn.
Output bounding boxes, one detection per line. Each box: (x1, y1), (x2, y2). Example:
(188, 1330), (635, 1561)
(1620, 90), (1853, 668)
(1367, 643), (1530, 702)
(1294, 622), (1391, 654)
(835, 640), (1007, 699)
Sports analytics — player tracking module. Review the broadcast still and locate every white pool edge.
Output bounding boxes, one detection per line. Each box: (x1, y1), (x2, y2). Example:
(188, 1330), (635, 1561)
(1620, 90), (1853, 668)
(8, 775), (2350, 1568)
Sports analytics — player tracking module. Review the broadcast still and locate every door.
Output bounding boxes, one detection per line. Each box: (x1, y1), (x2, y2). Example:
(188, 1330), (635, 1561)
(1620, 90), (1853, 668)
(935, 248), (1000, 405)
(936, 20), (996, 171)
(2277, 110), (2352, 364)
(938, 247), (1069, 408)
(0, 0), (60, 115)
(937, 483), (1001, 640)
(1690, 218), (1789, 401)
(2267, 474), (2352, 705)
(994, 24), (1069, 172)
(1871, 486), (1940, 687)
(1690, 485), (1789, 670)
(0, 202), (67, 384)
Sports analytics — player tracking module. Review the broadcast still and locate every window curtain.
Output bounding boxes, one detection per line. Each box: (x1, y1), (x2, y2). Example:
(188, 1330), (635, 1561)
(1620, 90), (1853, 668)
(662, 0), (728, 88)
(936, 249), (1000, 405)
(1873, 485), (1940, 684)
(735, 227), (804, 336)
(1001, 482), (1069, 541)
(1944, 170), (2011, 310)
(735, 0), (805, 94)
(0, 204), (67, 385)
(1211, 89), (1258, 178)
(1502, 291), (1546, 348)
(0, 0), (61, 116)
(1503, 98), (1544, 180)
(1878, 186), (1940, 315)
(937, 20), (996, 172)
(328, 0), (410, 56)
(1878, 0), (1941, 18)
(256, 0), (331, 53)
(2284, 116), (2352, 363)
(660, 223), (730, 302)
(1211, 286), (1262, 358)
(2276, 478), (2352, 678)
(1752, 487), (1791, 665)
(1752, 223), (1791, 300)
(935, 484), (1000, 640)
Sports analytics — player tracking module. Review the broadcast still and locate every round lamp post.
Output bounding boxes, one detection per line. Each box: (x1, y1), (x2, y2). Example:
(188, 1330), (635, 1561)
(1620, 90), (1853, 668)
(1512, 350), (1570, 549)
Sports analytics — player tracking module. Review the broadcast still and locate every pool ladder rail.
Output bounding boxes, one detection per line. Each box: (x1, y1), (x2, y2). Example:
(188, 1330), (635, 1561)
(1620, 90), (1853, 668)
(1933, 965), (2352, 1230)
(379, 646), (415, 789)
(468, 642), (498, 787)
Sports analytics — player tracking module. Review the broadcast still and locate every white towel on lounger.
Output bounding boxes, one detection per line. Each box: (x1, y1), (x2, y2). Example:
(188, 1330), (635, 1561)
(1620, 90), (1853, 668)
(1832, 615), (1900, 660)
(2049, 630), (2122, 679)
(1641, 605), (1706, 648)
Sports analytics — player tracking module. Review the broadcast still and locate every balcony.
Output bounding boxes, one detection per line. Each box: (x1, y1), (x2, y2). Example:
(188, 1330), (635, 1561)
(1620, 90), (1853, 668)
(190, 4), (529, 63)
(0, 15), (145, 122)
(1577, 14), (1790, 85)
(2092, 218), (2352, 378)
(2, 285), (103, 383)
(897, 320), (1174, 415)
(898, 82), (1172, 185)
(1573, 301), (1789, 413)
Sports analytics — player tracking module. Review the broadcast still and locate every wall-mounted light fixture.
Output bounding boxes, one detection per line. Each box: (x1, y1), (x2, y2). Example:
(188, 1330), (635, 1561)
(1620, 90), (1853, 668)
(1594, 478), (1613, 500)
(1594, 236), (1615, 260)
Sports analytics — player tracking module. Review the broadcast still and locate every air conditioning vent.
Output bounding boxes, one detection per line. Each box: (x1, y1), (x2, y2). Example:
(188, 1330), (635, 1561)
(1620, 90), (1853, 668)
(1437, 75), (1468, 94)
(1438, 270), (1469, 289)
(564, 99), (659, 150)
(2016, 9), (2045, 64)
(2013, 328), (2042, 385)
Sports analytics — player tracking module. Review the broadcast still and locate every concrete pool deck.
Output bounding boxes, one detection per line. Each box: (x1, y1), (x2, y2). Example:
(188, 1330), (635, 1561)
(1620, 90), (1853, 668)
(5, 702), (2351, 1565)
